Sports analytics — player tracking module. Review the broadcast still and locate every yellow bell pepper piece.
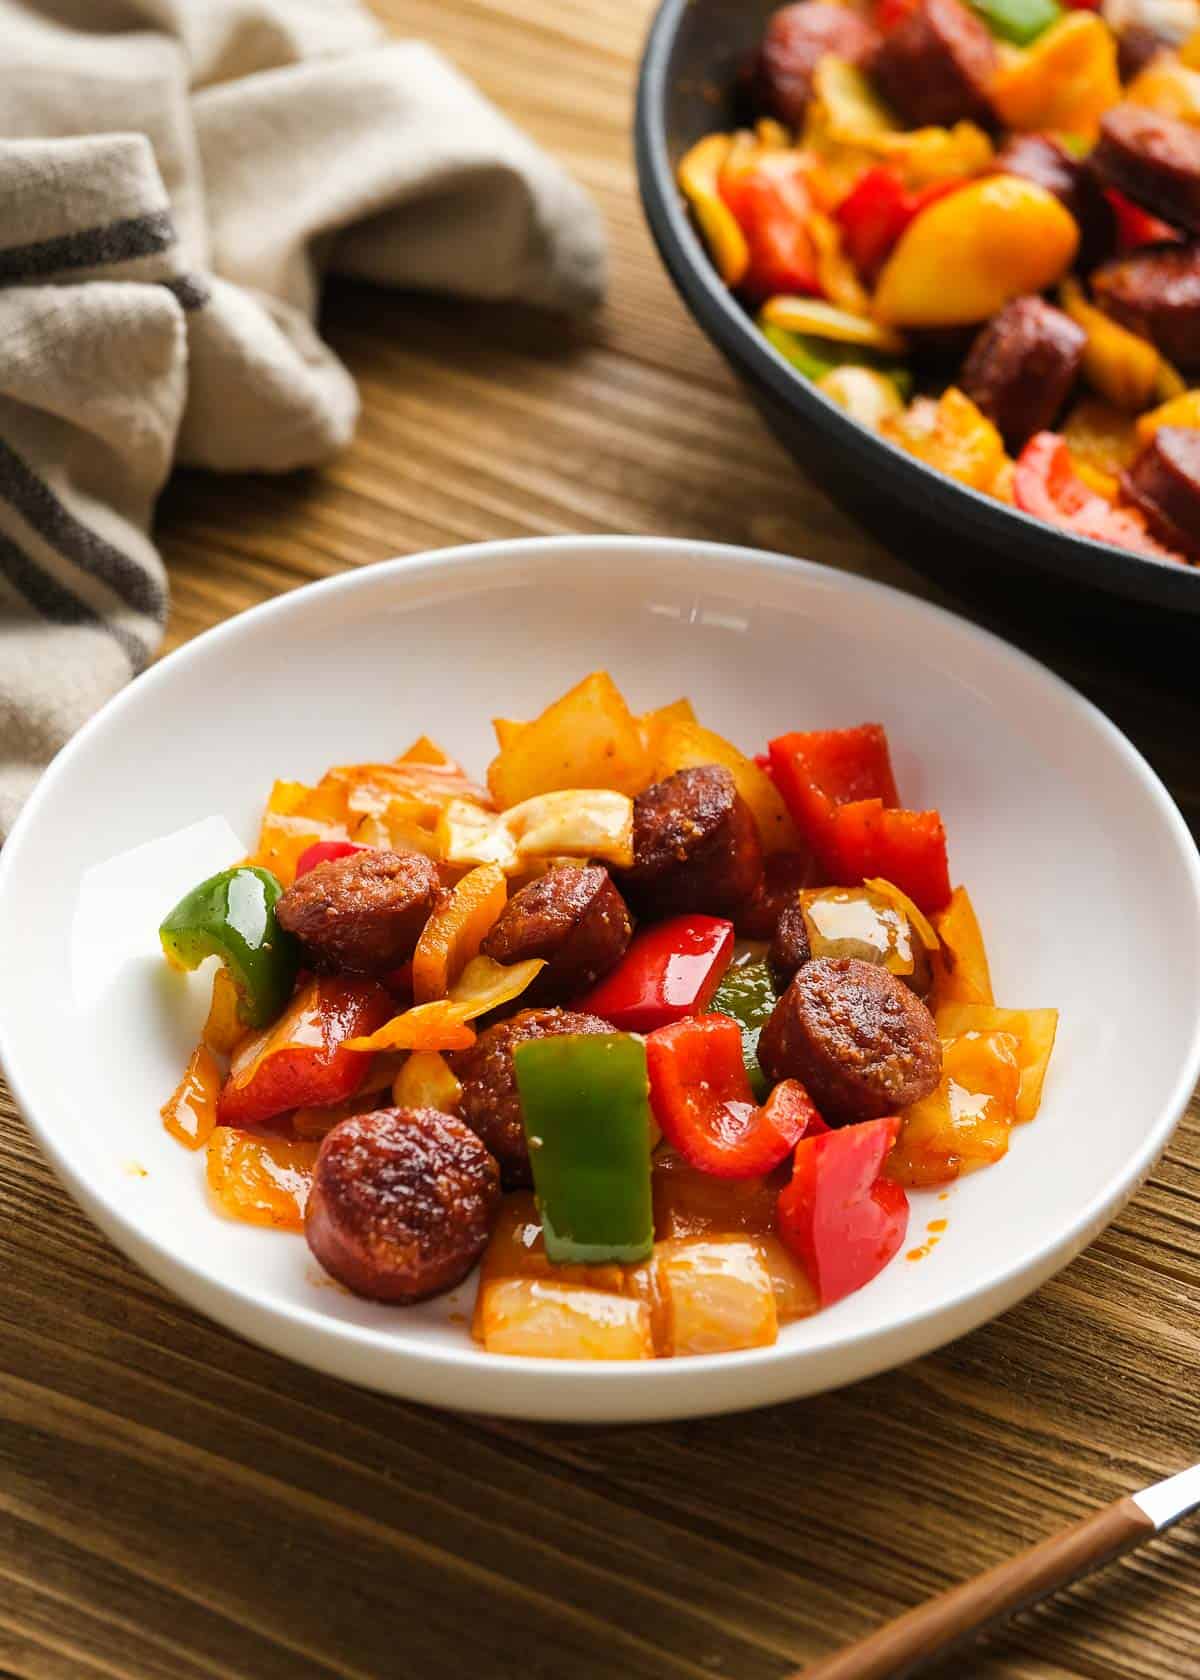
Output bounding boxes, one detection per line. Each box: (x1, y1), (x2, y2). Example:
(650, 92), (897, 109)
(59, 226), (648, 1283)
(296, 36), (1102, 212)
(637, 697), (697, 761)
(806, 57), (896, 144)
(392, 1050), (462, 1114)
(487, 670), (650, 807)
(809, 211), (871, 315)
(882, 389), (1009, 492)
(677, 134), (750, 288)
(874, 177), (1079, 327)
(755, 118), (792, 149)
(412, 863), (508, 1003)
(1126, 55), (1200, 124)
(989, 14), (1120, 138)
(1183, 27), (1200, 68)
(930, 885), (993, 1007)
(874, 122), (994, 188)
(348, 955), (547, 1054)
(1136, 387), (1200, 444)
(934, 1004), (1059, 1123)
(1061, 396), (1140, 478)
(1060, 276), (1171, 411)
(818, 366), (904, 428)
(761, 293), (908, 351)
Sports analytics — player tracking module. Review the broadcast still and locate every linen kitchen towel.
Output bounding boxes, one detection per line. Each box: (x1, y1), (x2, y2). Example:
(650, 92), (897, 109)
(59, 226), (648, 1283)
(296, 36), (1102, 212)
(0, 0), (607, 835)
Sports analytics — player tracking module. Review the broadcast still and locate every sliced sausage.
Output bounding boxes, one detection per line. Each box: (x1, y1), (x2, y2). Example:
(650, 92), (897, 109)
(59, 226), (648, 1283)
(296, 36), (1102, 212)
(996, 133), (1116, 270)
(277, 848), (441, 977)
(1089, 104), (1200, 234)
(735, 849), (818, 941)
(620, 765), (764, 919)
(960, 297), (1087, 451)
(1090, 241), (1200, 369)
(768, 903), (812, 994)
(1121, 426), (1200, 559)
(754, 2), (881, 125)
(481, 865), (633, 1003)
(452, 1007), (614, 1187)
(305, 1107), (500, 1302)
(868, 0), (997, 129)
(758, 956), (942, 1124)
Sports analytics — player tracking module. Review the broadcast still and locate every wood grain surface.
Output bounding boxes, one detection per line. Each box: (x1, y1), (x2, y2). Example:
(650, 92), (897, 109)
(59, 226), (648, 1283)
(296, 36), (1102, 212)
(3, 2), (1199, 1677)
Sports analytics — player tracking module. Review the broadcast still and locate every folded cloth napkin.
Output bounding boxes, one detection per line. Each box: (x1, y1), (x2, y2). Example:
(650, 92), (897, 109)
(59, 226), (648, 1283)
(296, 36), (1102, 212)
(0, 0), (606, 837)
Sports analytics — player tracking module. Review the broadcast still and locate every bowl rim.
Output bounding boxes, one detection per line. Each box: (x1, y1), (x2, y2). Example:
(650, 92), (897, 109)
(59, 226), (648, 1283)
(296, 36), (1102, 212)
(2, 534), (1199, 1419)
(633, 0), (1200, 613)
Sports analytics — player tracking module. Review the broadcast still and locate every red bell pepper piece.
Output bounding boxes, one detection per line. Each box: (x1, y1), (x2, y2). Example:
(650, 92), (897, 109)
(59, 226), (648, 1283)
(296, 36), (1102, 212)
(777, 1115), (909, 1307)
(1014, 432), (1181, 560)
(830, 800), (952, 913)
(768, 724), (899, 871)
(769, 724), (951, 911)
(719, 150), (822, 299)
(645, 1014), (825, 1178)
(875, 0), (919, 27)
(577, 914), (734, 1033)
(294, 839), (365, 878)
(217, 975), (391, 1132)
(835, 168), (962, 282)
(1106, 189), (1181, 253)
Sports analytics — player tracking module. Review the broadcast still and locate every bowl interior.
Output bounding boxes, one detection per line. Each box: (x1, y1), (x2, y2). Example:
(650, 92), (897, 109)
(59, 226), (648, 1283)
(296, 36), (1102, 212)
(1, 537), (1198, 1421)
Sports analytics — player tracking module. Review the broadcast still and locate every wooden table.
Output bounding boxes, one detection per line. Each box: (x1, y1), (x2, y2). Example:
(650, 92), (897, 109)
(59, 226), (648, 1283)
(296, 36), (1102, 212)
(3, 2), (1199, 1676)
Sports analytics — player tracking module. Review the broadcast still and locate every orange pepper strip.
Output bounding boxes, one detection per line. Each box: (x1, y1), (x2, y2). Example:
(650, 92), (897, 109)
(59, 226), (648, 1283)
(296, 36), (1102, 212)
(412, 863), (507, 1003)
(345, 955), (546, 1054)
(161, 1044), (221, 1151)
(206, 1129), (320, 1230)
(203, 967), (246, 1057)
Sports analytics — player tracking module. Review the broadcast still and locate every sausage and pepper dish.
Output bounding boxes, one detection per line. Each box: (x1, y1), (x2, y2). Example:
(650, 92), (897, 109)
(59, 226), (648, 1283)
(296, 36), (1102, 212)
(679, 0), (1200, 566)
(157, 674), (1057, 1361)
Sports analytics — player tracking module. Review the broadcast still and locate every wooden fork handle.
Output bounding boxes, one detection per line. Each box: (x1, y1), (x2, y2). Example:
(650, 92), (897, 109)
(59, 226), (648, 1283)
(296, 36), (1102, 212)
(793, 1496), (1156, 1680)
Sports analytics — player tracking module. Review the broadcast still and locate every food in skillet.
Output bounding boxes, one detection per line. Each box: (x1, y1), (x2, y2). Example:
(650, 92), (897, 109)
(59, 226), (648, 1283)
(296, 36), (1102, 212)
(157, 674), (1057, 1360)
(677, 0), (1200, 565)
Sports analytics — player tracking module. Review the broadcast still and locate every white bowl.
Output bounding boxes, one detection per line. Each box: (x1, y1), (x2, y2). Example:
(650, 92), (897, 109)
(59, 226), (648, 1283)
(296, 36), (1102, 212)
(2, 537), (1198, 1423)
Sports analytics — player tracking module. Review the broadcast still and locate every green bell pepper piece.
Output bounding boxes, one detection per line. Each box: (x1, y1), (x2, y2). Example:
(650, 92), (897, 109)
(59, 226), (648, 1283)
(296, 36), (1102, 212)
(709, 957), (776, 1102)
(968, 0), (1060, 45)
(761, 322), (914, 401)
(159, 865), (299, 1028)
(513, 1032), (655, 1265)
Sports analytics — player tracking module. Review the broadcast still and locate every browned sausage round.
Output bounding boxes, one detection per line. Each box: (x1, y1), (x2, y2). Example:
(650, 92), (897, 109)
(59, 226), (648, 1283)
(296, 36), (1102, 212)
(452, 1007), (614, 1187)
(1090, 242), (1200, 370)
(869, 0), (997, 129)
(1090, 105), (1200, 234)
(619, 765), (764, 919)
(735, 849), (818, 941)
(480, 865), (633, 1003)
(304, 1107), (500, 1302)
(754, 2), (881, 125)
(277, 848), (441, 976)
(995, 134), (1116, 269)
(768, 903), (812, 994)
(1121, 426), (1200, 559)
(758, 956), (942, 1124)
(960, 297), (1086, 451)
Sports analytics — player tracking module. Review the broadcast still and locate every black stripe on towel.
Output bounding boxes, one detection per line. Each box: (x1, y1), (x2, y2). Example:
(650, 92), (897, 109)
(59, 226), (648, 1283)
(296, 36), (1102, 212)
(163, 274), (211, 311)
(0, 528), (148, 671)
(0, 439), (166, 622)
(0, 210), (176, 285)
